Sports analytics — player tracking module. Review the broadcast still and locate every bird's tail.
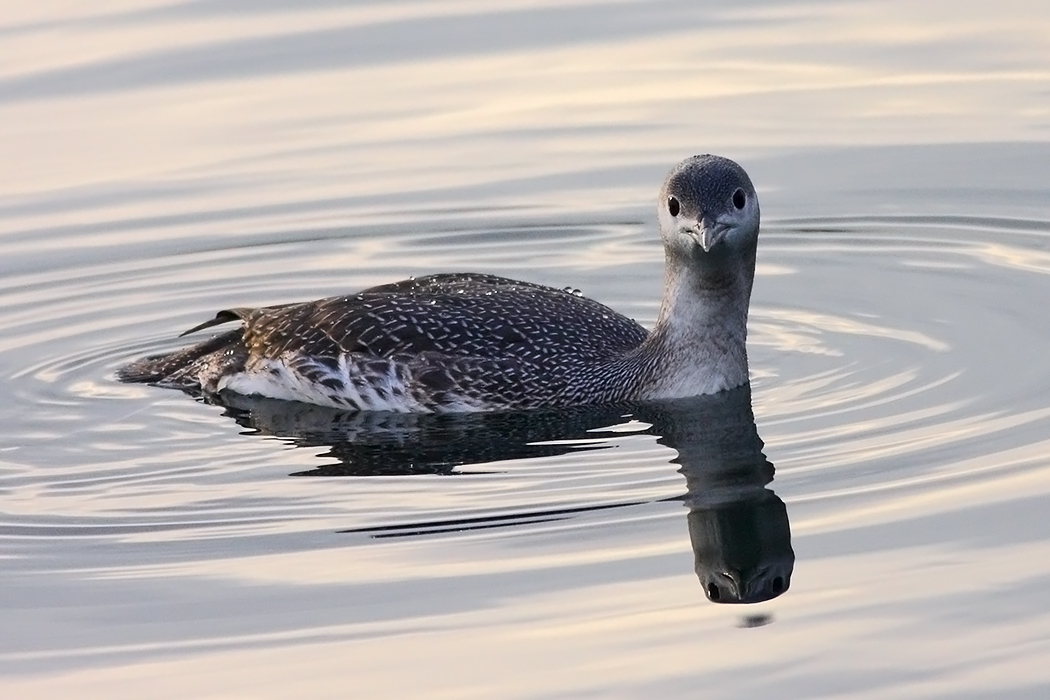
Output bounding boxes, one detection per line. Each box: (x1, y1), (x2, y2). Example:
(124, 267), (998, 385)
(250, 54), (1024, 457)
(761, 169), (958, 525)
(117, 328), (246, 391)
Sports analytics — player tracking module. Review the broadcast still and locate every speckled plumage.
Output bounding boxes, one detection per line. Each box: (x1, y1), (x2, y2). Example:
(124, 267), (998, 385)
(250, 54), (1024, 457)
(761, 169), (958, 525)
(119, 155), (761, 412)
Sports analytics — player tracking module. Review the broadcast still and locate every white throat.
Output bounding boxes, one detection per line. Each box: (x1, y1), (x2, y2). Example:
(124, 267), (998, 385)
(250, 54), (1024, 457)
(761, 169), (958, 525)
(634, 248), (755, 398)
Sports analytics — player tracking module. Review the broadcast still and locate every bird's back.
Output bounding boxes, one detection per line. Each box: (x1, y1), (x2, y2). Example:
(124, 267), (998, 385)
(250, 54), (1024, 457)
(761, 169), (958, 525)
(120, 273), (650, 411)
(238, 273), (648, 362)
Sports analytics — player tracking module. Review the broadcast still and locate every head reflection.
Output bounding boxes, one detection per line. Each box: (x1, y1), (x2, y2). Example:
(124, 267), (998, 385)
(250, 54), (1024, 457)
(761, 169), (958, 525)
(216, 384), (792, 604)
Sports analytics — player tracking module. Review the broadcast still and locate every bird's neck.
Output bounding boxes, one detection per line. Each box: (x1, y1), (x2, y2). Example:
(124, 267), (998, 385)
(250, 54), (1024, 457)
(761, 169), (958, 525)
(635, 247), (756, 397)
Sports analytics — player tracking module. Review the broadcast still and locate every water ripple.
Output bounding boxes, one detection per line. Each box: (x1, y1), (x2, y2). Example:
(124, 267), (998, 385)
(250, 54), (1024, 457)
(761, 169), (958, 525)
(0, 208), (1047, 688)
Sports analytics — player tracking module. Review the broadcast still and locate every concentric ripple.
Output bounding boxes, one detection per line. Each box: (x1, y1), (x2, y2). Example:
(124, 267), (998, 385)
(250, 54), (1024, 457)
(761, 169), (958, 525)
(3, 206), (1050, 671)
(752, 216), (1050, 531)
(3, 210), (1047, 537)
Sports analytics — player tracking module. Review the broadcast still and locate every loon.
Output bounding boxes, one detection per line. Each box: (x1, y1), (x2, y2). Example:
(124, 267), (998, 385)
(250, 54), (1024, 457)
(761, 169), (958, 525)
(118, 154), (761, 412)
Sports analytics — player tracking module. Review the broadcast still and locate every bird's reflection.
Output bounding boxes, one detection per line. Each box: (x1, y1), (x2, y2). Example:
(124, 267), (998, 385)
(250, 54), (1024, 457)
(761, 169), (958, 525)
(215, 384), (793, 604)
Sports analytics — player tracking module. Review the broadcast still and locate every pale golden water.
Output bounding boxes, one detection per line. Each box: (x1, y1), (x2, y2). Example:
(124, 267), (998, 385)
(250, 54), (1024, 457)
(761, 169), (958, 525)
(3, 2), (1050, 698)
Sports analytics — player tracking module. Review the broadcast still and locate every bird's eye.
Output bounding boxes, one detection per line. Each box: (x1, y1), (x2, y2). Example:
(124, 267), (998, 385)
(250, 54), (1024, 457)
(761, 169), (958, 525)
(668, 196), (680, 217)
(732, 188), (746, 210)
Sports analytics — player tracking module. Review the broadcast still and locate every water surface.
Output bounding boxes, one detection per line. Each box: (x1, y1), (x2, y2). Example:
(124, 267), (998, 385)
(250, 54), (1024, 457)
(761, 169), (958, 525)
(3, 2), (1050, 698)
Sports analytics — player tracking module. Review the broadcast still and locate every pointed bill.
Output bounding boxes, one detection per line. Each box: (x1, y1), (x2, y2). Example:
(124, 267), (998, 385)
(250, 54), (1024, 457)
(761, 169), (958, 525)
(693, 217), (728, 252)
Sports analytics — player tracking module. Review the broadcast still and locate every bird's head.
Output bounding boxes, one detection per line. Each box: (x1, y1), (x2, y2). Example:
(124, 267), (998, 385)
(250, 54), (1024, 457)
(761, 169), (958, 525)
(657, 154), (760, 265)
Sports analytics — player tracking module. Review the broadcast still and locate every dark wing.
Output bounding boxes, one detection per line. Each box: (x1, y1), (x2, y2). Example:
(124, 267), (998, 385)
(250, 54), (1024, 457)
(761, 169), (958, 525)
(184, 273), (649, 362)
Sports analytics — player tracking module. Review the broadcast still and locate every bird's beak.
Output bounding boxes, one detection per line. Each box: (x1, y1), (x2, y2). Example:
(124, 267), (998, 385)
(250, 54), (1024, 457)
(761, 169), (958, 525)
(689, 216), (729, 253)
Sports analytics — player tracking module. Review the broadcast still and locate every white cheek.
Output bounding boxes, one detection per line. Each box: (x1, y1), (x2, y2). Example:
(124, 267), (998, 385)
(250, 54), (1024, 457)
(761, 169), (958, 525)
(657, 209), (678, 237)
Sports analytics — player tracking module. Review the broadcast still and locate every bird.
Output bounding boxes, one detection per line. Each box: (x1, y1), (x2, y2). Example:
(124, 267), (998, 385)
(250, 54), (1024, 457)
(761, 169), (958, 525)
(118, 154), (761, 412)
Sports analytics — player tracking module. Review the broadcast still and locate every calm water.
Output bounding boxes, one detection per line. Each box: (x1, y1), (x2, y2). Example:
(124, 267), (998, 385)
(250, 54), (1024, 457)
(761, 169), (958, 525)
(3, 2), (1050, 698)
